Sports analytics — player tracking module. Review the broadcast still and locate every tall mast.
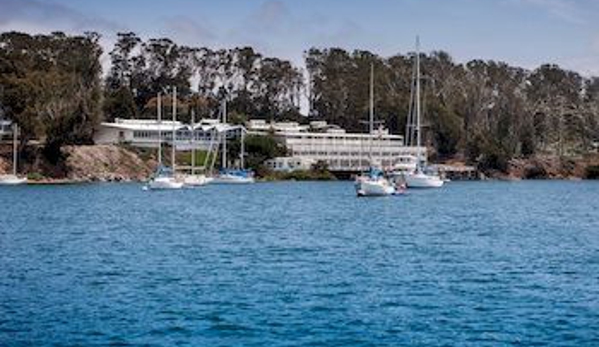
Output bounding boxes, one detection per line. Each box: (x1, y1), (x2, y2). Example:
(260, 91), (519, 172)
(172, 86), (177, 173)
(222, 97), (227, 170)
(369, 62), (374, 164)
(240, 129), (245, 169)
(191, 109), (195, 175)
(415, 36), (422, 164)
(406, 51), (417, 147)
(13, 123), (18, 176)
(157, 92), (162, 166)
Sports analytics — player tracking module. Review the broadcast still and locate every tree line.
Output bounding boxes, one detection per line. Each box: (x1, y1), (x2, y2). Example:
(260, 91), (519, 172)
(1, 31), (598, 171)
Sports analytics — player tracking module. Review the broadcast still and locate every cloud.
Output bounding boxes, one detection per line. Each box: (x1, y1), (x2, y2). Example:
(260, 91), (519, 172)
(0, 0), (123, 34)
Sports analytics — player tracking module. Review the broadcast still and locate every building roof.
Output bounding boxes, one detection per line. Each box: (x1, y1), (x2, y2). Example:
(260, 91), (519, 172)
(101, 118), (186, 132)
(100, 118), (246, 134)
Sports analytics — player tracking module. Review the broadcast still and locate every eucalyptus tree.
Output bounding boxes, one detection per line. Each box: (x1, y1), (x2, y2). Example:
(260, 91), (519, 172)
(0, 31), (103, 161)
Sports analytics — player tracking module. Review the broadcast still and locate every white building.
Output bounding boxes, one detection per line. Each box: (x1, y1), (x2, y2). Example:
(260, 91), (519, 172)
(265, 157), (315, 172)
(247, 119), (424, 172)
(94, 118), (245, 150)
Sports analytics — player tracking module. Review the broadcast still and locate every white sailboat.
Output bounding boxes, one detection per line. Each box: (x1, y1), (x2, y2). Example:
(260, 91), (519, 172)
(212, 97), (255, 184)
(354, 63), (395, 197)
(182, 110), (208, 187)
(403, 37), (444, 189)
(148, 88), (183, 190)
(0, 123), (27, 185)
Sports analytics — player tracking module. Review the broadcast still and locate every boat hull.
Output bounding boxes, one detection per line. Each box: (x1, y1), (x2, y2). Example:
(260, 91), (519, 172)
(405, 173), (444, 188)
(211, 174), (255, 184)
(183, 174), (209, 187)
(0, 175), (27, 186)
(148, 177), (184, 190)
(355, 179), (395, 197)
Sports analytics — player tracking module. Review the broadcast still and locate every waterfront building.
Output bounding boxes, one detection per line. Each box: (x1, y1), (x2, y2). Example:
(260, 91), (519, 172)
(95, 118), (427, 173)
(247, 119), (424, 172)
(94, 118), (244, 150)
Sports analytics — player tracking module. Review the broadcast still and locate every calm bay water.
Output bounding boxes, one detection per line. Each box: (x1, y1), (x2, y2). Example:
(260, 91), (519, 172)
(1, 181), (599, 346)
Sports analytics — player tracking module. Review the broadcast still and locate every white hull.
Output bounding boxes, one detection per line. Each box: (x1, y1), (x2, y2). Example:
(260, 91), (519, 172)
(405, 172), (444, 188)
(211, 174), (255, 184)
(0, 175), (27, 186)
(148, 176), (184, 190)
(183, 174), (209, 187)
(355, 178), (395, 196)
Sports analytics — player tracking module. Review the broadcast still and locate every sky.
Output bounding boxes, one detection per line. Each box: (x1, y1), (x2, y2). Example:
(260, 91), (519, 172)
(0, 0), (598, 76)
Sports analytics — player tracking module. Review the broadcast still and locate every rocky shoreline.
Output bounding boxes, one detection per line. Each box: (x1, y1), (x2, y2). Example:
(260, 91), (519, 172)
(2, 144), (599, 184)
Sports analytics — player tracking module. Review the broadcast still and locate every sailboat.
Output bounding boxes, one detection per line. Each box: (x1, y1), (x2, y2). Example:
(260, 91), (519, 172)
(0, 123), (27, 185)
(403, 37), (444, 188)
(354, 63), (395, 197)
(182, 110), (209, 187)
(148, 87), (184, 190)
(212, 97), (255, 184)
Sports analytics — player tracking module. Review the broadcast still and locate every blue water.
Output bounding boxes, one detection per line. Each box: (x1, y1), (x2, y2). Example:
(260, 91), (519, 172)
(1, 181), (599, 346)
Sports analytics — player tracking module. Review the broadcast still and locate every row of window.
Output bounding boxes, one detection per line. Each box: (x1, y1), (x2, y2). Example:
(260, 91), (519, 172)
(283, 135), (402, 141)
(292, 151), (404, 157)
(132, 131), (215, 141)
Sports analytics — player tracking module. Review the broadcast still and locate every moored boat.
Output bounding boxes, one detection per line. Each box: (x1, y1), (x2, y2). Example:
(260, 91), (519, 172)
(0, 123), (27, 186)
(353, 63), (394, 197)
(355, 168), (395, 197)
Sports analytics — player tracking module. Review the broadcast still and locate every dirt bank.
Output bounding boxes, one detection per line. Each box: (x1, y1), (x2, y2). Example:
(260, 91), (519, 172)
(61, 145), (155, 182)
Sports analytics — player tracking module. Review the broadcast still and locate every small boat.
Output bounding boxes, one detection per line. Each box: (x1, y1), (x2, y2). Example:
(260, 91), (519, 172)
(399, 37), (443, 189)
(211, 97), (255, 184)
(146, 88), (183, 190)
(148, 166), (183, 190)
(355, 168), (395, 197)
(183, 174), (209, 186)
(0, 174), (27, 185)
(212, 169), (255, 184)
(353, 63), (394, 197)
(0, 123), (27, 186)
(182, 110), (209, 187)
(405, 169), (444, 188)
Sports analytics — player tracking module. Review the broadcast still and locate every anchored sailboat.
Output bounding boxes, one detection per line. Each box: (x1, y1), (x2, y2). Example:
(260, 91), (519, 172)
(147, 87), (184, 190)
(354, 63), (395, 197)
(212, 97), (255, 184)
(0, 123), (27, 185)
(183, 110), (209, 187)
(403, 37), (444, 188)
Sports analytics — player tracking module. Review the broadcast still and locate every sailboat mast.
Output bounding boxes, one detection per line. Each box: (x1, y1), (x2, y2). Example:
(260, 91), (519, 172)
(172, 86), (177, 173)
(13, 123), (18, 176)
(369, 62), (374, 164)
(157, 92), (162, 166)
(191, 109), (195, 175)
(415, 36), (422, 162)
(240, 129), (245, 169)
(222, 98), (227, 170)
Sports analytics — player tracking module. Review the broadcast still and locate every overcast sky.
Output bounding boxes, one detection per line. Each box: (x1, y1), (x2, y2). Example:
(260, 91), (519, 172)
(1, 0), (598, 76)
